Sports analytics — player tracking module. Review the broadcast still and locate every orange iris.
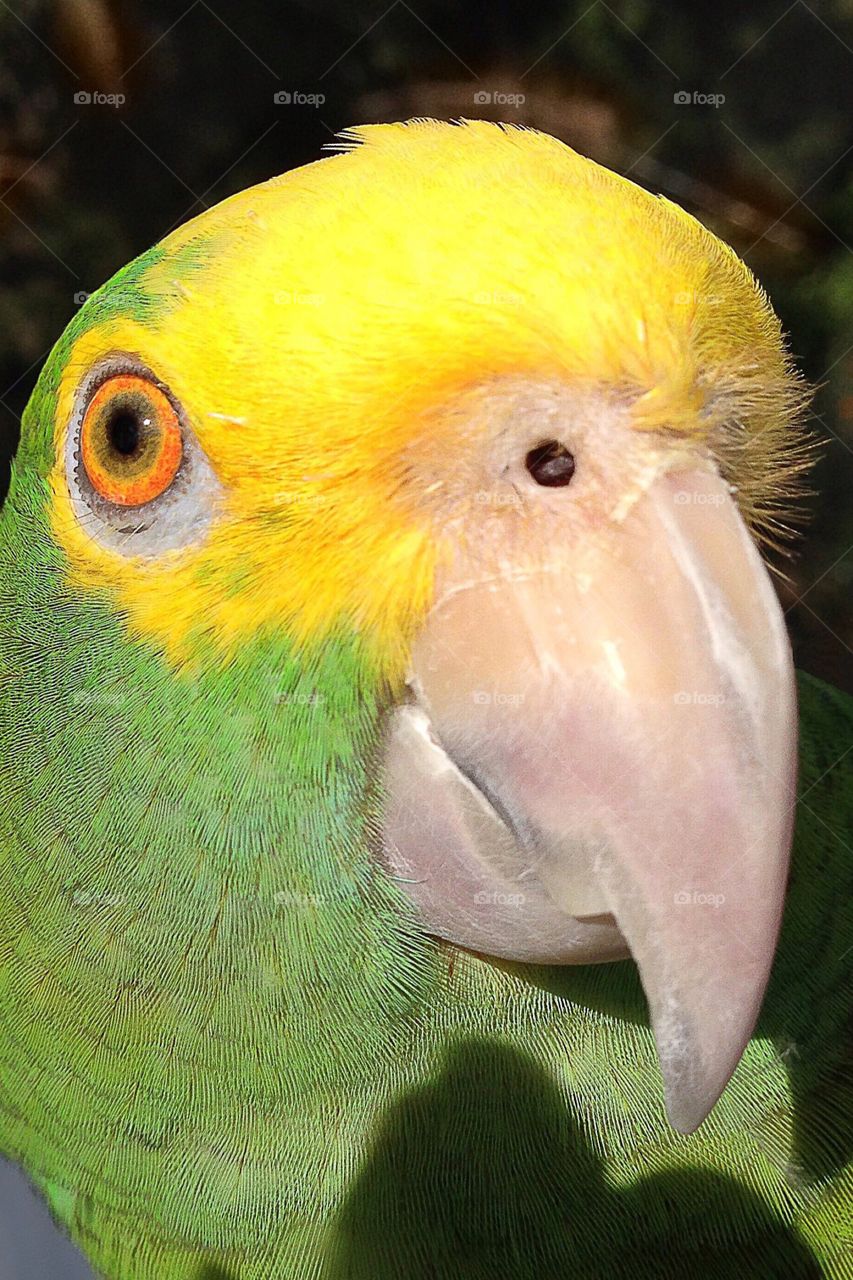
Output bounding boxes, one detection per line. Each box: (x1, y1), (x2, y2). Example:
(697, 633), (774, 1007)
(80, 374), (183, 506)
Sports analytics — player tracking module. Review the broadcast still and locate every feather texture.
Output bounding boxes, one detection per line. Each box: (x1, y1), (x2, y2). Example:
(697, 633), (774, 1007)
(0, 121), (848, 1278)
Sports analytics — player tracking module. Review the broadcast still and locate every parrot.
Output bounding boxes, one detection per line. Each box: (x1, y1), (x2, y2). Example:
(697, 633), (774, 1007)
(0, 118), (851, 1280)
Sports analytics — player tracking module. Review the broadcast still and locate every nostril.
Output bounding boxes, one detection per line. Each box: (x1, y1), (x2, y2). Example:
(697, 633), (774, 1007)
(525, 440), (576, 488)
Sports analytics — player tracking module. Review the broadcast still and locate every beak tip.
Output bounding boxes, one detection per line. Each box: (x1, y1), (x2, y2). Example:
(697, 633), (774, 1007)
(655, 1027), (736, 1135)
(664, 1092), (713, 1136)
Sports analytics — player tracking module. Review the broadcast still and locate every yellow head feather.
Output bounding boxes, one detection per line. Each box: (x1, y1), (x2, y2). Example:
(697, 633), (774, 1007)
(45, 120), (808, 675)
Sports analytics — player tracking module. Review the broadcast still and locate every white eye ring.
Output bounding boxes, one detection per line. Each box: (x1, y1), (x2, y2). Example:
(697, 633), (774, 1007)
(65, 352), (222, 558)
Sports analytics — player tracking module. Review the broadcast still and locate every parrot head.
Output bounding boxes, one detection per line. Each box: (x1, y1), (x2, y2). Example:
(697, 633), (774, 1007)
(5, 120), (811, 1135)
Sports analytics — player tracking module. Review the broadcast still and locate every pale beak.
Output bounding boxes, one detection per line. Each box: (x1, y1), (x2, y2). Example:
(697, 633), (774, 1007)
(382, 465), (797, 1133)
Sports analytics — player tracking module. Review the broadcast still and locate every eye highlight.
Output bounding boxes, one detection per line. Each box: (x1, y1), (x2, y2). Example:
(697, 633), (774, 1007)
(80, 374), (183, 506)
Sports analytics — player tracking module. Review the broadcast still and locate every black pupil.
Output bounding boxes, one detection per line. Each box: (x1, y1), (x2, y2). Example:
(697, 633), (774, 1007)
(107, 409), (142, 456)
(525, 440), (575, 487)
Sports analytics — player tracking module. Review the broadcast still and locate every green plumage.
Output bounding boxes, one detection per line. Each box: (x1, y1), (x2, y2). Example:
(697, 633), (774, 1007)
(0, 324), (851, 1278)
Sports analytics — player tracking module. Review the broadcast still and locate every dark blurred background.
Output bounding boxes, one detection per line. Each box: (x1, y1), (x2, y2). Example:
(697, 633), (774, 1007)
(1, 0), (851, 690)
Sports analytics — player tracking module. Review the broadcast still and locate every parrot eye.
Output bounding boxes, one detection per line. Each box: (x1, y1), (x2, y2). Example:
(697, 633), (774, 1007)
(525, 440), (576, 487)
(80, 374), (183, 507)
(65, 354), (221, 557)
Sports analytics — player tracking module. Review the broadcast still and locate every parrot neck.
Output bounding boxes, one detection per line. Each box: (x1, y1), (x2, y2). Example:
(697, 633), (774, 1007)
(1, 492), (434, 1088)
